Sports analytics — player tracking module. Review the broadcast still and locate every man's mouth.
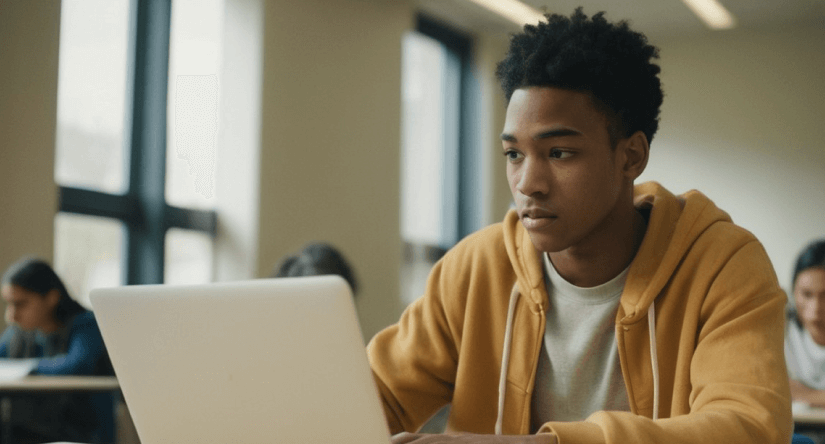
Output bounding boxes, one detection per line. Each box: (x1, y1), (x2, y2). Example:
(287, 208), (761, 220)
(520, 208), (557, 229)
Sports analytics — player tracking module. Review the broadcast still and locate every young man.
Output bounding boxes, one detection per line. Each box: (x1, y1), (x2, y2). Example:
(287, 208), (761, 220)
(368, 8), (791, 444)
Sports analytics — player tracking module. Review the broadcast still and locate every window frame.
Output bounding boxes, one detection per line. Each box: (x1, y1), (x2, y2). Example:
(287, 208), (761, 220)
(57, 0), (217, 286)
(415, 14), (480, 245)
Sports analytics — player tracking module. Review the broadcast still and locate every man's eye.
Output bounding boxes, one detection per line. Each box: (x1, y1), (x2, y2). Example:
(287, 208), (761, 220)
(549, 149), (572, 159)
(503, 150), (522, 161)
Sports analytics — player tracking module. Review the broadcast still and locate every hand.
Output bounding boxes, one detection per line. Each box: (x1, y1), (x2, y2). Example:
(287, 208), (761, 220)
(790, 379), (825, 408)
(391, 432), (557, 444)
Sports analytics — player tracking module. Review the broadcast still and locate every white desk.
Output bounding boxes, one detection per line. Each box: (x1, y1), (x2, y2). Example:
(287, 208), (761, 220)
(794, 403), (825, 441)
(0, 376), (119, 393)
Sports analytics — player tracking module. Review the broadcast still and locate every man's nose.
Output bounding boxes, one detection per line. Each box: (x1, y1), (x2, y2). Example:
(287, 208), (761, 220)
(516, 159), (550, 197)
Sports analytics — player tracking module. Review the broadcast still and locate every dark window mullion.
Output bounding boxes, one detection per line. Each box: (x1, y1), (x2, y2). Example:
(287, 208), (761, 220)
(59, 187), (139, 223)
(126, 0), (172, 286)
(57, 0), (219, 287)
(165, 205), (218, 235)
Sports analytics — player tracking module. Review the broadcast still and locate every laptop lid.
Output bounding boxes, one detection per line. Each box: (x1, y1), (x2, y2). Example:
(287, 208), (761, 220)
(90, 276), (391, 444)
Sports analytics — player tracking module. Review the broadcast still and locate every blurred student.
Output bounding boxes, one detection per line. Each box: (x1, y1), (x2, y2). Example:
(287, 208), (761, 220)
(271, 242), (359, 296)
(786, 240), (825, 406)
(0, 257), (114, 444)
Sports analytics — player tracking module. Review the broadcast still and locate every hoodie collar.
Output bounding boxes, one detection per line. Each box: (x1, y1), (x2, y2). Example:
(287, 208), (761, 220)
(621, 182), (732, 323)
(503, 181), (733, 324)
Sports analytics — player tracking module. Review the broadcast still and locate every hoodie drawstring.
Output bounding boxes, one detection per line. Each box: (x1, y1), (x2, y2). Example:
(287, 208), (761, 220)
(647, 302), (660, 421)
(495, 285), (521, 435)
(495, 288), (661, 432)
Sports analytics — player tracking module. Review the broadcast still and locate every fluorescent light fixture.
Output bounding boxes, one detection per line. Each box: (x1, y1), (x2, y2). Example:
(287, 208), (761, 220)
(680, 0), (736, 29)
(465, 0), (545, 26)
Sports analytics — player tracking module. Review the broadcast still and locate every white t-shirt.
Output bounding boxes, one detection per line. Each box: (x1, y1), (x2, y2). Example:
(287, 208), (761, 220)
(530, 254), (631, 431)
(785, 317), (825, 390)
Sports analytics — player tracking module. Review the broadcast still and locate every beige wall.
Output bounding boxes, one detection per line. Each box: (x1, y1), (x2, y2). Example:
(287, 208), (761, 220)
(639, 23), (825, 291)
(0, 0), (61, 330)
(2, 1), (821, 336)
(256, 0), (413, 339)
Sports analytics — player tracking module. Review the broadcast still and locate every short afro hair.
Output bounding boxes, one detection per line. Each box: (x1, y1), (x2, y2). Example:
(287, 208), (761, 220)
(495, 7), (663, 144)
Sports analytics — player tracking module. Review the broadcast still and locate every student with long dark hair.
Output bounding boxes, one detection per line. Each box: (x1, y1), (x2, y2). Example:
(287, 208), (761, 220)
(0, 257), (114, 444)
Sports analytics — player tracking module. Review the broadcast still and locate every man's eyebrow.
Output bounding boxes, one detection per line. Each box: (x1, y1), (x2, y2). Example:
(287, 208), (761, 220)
(535, 128), (582, 139)
(500, 128), (582, 142)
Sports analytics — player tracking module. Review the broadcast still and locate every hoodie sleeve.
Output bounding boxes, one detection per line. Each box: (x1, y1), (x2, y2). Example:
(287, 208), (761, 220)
(540, 239), (793, 444)
(367, 255), (462, 435)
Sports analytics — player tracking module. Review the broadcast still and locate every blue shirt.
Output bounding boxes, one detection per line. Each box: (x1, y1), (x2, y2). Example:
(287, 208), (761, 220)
(0, 310), (110, 375)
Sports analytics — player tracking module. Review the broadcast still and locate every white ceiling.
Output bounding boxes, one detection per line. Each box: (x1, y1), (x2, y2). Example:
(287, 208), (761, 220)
(415, 0), (825, 39)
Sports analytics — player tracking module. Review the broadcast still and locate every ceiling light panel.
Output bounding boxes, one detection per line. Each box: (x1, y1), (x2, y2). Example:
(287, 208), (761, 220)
(465, 0), (545, 26)
(680, 0), (737, 29)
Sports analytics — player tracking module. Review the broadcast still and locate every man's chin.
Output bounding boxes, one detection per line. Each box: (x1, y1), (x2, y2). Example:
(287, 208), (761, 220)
(526, 231), (566, 254)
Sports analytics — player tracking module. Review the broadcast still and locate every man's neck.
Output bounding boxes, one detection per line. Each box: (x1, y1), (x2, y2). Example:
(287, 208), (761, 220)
(548, 208), (647, 288)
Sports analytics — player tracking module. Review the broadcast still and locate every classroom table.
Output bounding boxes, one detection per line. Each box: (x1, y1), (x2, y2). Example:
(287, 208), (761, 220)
(794, 403), (825, 443)
(0, 376), (120, 444)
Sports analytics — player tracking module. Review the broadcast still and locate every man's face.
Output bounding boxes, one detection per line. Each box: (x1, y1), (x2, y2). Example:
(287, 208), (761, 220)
(794, 267), (825, 346)
(502, 87), (632, 254)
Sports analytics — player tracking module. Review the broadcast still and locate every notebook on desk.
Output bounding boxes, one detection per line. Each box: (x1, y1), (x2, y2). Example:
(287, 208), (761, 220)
(90, 276), (391, 444)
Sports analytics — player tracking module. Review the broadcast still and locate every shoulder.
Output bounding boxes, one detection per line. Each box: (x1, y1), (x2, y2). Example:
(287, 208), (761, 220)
(438, 221), (513, 281)
(67, 311), (101, 335)
(447, 222), (507, 258)
(692, 221), (772, 274)
(424, 220), (518, 310)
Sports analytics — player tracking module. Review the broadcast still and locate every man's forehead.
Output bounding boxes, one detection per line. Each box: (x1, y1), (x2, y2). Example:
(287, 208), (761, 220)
(502, 87), (608, 137)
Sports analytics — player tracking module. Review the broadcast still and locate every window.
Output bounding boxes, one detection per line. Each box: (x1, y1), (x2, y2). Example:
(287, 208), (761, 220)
(399, 16), (480, 306)
(54, 0), (221, 305)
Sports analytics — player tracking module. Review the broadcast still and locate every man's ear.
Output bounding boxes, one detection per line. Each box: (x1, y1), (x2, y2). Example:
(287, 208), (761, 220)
(620, 130), (649, 180)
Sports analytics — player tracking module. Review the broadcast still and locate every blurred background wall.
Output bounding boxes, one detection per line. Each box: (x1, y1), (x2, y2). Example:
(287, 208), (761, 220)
(0, 0), (822, 337)
(0, 1), (61, 282)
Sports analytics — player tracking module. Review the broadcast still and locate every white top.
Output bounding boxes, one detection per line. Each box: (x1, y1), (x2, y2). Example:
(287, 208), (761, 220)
(785, 317), (825, 390)
(530, 254), (631, 431)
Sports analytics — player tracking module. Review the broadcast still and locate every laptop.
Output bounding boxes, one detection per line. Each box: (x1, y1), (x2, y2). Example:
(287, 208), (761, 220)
(90, 276), (391, 444)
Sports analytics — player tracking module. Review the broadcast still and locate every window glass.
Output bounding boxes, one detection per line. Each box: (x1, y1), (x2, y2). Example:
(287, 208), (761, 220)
(54, 213), (124, 309)
(54, 0), (130, 193)
(165, 0), (224, 209)
(400, 31), (448, 247)
(400, 31), (460, 306)
(165, 228), (214, 285)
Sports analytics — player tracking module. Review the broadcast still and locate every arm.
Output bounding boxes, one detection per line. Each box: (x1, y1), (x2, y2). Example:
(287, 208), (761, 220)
(369, 257), (461, 435)
(391, 432), (556, 444)
(790, 379), (825, 408)
(34, 313), (106, 375)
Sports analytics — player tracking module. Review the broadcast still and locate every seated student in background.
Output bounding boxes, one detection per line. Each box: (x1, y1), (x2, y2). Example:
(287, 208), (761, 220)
(367, 8), (791, 444)
(0, 257), (114, 444)
(271, 242), (359, 296)
(786, 240), (825, 406)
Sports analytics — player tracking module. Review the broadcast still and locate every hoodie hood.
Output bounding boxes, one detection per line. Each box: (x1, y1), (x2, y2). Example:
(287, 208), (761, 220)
(502, 181), (733, 324)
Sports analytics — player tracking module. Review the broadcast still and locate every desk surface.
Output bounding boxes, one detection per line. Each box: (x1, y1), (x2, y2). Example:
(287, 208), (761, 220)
(794, 403), (825, 426)
(0, 376), (119, 393)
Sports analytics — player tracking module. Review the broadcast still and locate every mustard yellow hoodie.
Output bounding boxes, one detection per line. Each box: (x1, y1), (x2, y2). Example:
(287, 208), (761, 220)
(368, 182), (792, 443)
